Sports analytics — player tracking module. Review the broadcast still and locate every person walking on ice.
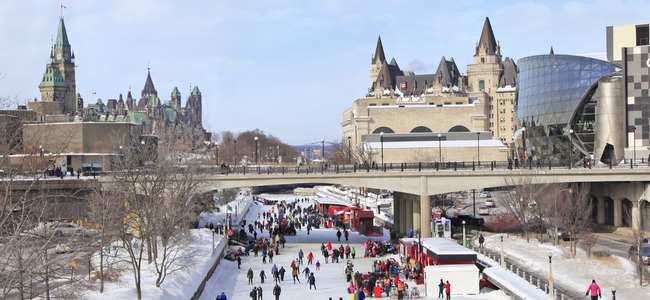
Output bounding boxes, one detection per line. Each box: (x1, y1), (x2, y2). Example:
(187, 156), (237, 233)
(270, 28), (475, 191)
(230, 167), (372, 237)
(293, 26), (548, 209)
(247, 268), (254, 285)
(273, 283), (281, 300)
(309, 272), (317, 290)
(260, 270), (267, 284)
(315, 260), (321, 271)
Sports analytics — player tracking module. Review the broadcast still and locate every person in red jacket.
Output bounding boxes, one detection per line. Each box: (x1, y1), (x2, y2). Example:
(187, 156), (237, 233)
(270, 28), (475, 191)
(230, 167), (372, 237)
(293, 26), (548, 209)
(445, 280), (451, 300)
(307, 252), (314, 264)
(585, 279), (601, 300)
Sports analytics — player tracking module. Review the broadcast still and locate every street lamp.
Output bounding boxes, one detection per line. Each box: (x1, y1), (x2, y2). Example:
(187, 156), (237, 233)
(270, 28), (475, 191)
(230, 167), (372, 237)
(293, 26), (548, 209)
(568, 129), (574, 169)
(477, 132), (481, 166)
(380, 132), (384, 167)
(500, 235), (505, 267)
(633, 126), (637, 169)
(321, 138), (325, 161)
(462, 220), (467, 247)
(438, 133), (442, 163)
(233, 140), (237, 164)
(276, 145), (280, 164)
(348, 136), (352, 162)
(254, 136), (258, 164)
(612, 286), (616, 300)
(521, 127), (526, 164)
(548, 252), (554, 299)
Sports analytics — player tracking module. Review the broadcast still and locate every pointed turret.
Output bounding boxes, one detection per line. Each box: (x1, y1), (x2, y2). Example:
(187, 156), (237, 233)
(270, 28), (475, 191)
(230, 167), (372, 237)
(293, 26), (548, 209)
(191, 86), (201, 96)
(475, 17), (498, 56)
(435, 56), (461, 87)
(141, 69), (158, 100)
(549, 46), (555, 55)
(171, 87), (181, 110)
(55, 18), (70, 51)
(373, 36), (386, 63)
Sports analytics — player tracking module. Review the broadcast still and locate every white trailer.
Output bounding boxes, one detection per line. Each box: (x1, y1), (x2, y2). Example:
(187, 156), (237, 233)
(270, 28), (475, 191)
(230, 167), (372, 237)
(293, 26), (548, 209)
(423, 264), (480, 296)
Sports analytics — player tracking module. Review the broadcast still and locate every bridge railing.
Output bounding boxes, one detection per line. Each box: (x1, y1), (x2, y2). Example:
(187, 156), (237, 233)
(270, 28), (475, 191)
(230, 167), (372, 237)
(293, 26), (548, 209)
(190, 157), (649, 176)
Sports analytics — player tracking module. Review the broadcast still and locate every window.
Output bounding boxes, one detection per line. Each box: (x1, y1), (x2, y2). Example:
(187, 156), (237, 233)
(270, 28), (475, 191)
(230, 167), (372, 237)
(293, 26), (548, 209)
(382, 103), (389, 106)
(479, 80), (485, 91)
(369, 103), (377, 106)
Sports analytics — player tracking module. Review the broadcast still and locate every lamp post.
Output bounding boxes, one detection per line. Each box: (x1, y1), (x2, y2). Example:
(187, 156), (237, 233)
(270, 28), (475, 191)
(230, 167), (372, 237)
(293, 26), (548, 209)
(269, 147), (273, 162)
(548, 252), (554, 299)
(321, 138), (325, 162)
(438, 133), (442, 163)
(477, 132), (481, 166)
(568, 129), (574, 169)
(500, 235), (505, 267)
(462, 220), (466, 247)
(254, 136), (258, 164)
(348, 136), (352, 162)
(633, 126), (637, 169)
(521, 127), (526, 164)
(612, 286), (617, 300)
(380, 132), (384, 167)
(233, 140), (237, 165)
(276, 145), (280, 164)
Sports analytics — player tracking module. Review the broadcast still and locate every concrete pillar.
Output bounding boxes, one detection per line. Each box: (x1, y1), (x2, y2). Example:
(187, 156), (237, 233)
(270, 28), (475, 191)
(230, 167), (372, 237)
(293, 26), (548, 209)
(632, 203), (641, 230)
(393, 192), (401, 234)
(420, 176), (432, 238)
(614, 198), (623, 227)
(412, 194), (421, 232)
(399, 193), (407, 235)
(405, 197), (413, 234)
(597, 197), (605, 225)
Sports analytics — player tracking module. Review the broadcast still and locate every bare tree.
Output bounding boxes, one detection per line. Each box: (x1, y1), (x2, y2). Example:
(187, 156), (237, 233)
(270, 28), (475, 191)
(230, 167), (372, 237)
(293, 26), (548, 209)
(501, 177), (546, 242)
(627, 200), (648, 285)
(556, 183), (592, 257)
(579, 229), (598, 258)
(486, 212), (518, 234)
(87, 189), (123, 293)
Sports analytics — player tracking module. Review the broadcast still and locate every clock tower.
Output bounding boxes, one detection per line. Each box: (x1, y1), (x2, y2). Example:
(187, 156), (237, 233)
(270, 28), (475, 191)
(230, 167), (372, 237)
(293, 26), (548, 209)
(51, 17), (77, 115)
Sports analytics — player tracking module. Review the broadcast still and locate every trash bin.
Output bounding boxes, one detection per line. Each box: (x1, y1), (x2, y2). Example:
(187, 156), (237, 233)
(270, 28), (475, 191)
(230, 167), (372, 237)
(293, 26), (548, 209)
(465, 238), (471, 248)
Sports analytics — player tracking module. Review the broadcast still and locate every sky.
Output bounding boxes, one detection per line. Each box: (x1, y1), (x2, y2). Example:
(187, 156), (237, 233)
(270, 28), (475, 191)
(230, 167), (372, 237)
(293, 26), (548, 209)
(1, 0), (650, 145)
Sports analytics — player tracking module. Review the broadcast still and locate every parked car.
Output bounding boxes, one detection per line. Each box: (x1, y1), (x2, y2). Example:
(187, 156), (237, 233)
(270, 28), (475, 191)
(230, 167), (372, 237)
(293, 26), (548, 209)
(48, 223), (87, 236)
(546, 227), (571, 241)
(450, 214), (485, 227)
(478, 206), (490, 215)
(485, 199), (495, 207)
(480, 191), (491, 198)
(628, 245), (650, 264)
(55, 243), (74, 254)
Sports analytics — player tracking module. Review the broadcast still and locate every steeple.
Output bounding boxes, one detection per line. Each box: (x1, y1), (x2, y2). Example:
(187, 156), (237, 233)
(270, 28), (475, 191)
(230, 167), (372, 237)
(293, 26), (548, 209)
(373, 36), (386, 63)
(141, 69), (158, 99)
(549, 46), (555, 55)
(475, 17), (498, 56)
(54, 18), (70, 51)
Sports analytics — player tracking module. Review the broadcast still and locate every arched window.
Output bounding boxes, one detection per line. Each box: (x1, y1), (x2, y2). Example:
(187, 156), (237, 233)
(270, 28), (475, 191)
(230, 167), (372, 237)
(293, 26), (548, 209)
(479, 80), (485, 91)
(411, 126), (432, 133)
(372, 127), (395, 134)
(448, 125), (470, 132)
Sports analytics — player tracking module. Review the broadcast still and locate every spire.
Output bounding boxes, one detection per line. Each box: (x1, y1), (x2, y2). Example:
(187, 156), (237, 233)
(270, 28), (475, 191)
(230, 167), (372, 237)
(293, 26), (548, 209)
(475, 17), (497, 56)
(549, 46), (555, 55)
(54, 18), (70, 51)
(141, 69), (158, 99)
(171, 86), (180, 96)
(191, 86), (201, 96)
(373, 36), (386, 63)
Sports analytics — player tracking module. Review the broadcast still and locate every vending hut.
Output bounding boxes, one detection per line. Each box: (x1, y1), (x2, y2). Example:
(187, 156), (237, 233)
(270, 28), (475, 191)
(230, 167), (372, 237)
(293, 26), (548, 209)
(420, 238), (477, 266)
(313, 197), (349, 215)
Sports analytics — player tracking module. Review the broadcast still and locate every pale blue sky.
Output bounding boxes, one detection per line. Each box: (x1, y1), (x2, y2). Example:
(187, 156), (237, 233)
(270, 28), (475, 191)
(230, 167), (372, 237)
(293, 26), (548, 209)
(1, 0), (649, 144)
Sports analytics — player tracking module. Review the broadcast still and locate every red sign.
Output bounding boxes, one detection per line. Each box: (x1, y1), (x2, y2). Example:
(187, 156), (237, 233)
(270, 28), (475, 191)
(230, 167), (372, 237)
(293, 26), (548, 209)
(227, 230), (234, 237)
(400, 83), (407, 88)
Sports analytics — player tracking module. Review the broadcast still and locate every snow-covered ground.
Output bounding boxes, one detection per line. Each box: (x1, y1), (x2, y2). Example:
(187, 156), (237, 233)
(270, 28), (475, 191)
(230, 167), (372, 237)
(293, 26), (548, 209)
(481, 234), (650, 300)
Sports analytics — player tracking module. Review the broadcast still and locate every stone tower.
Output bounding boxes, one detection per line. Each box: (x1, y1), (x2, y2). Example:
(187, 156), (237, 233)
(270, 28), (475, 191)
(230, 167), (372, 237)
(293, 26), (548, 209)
(171, 87), (181, 110)
(53, 17), (77, 114)
(189, 86), (202, 126)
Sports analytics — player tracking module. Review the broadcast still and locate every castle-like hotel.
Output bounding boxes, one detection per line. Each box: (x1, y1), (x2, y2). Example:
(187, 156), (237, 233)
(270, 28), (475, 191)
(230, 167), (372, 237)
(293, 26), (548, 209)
(342, 18), (518, 162)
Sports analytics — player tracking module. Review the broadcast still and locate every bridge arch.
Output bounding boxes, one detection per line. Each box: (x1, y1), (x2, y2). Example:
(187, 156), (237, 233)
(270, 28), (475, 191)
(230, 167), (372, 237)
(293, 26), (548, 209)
(622, 198), (633, 227)
(603, 197), (614, 226)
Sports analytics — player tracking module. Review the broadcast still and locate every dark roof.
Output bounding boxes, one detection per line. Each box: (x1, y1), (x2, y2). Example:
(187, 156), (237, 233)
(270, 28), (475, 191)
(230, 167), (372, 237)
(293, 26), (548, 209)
(373, 36), (386, 63)
(476, 17), (498, 55)
(373, 60), (404, 91)
(141, 70), (158, 99)
(396, 74), (435, 96)
(434, 56), (461, 87)
(499, 57), (518, 87)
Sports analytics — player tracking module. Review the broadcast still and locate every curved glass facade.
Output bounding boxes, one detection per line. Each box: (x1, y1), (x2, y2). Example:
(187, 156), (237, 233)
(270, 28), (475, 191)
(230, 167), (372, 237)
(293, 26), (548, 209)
(516, 55), (621, 161)
(517, 55), (620, 128)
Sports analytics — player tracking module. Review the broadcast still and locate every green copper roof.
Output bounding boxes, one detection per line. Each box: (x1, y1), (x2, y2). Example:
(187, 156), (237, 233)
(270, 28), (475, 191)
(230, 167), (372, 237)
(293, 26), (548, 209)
(55, 18), (70, 51)
(163, 100), (172, 106)
(39, 65), (68, 88)
(127, 111), (151, 126)
(191, 86), (201, 96)
(162, 107), (177, 123)
(148, 94), (160, 107)
(171, 87), (180, 96)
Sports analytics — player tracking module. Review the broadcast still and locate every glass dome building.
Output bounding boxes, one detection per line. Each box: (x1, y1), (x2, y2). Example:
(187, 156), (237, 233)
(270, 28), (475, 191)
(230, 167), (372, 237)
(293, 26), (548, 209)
(517, 54), (622, 163)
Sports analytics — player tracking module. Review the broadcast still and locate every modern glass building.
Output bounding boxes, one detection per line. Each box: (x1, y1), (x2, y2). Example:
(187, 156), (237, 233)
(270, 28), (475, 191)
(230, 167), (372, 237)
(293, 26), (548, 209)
(517, 54), (622, 163)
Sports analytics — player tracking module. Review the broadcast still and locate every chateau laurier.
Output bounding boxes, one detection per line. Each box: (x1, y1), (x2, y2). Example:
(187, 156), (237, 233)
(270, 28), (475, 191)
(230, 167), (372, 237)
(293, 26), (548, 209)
(342, 18), (518, 162)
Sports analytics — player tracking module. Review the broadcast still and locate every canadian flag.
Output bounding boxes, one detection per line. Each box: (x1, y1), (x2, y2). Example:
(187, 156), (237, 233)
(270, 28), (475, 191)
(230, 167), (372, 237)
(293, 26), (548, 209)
(92, 92), (97, 95)
(61, 4), (66, 9)
(400, 83), (406, 88)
